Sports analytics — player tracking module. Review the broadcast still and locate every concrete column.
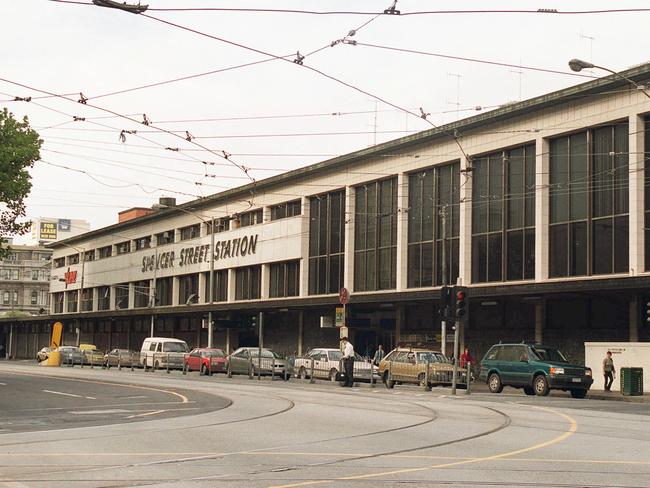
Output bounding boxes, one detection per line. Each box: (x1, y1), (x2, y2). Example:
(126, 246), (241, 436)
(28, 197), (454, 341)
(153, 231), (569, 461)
(629, 298), (639, 342)
(299, 196), (310, 297)
(535, 136), (550, 281)
(128, 283), (135, 309)
(260, 264), (270, 299)
(109, 285), (117, 309)
(535, 301), (543, 344)
(629, 113), (645, 275)
(227, 269), (237, 302)
(396, 172), (409, 291)
(458, 155), (472, 285)
(343, 186), (355, 291)
(172, 276), (180, 306)
(297, 310), (304, 356)
(198, 273), (207, 303)
(262, 206), (271, 223)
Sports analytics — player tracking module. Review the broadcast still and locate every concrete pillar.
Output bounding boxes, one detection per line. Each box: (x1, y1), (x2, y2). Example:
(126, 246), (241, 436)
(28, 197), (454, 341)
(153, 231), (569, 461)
(297, 310), (304, 356)
(128, 283), (135, 309)
(535, 301), (543, 344)
(109, 285), (117, 309)
(172, 276), (180, 306)
(227, 269), (237, 302)
(629, 298), (639, 342)
(262, 205), (271, 223)
(396, 172), (409, 291)
(300, 196), (310, 297)
(458, 155), (472, 285)
(261, 264), (270, 299)
(225, 328), (231, 354)
(535, 136), (550, 281)
(343, 186), (355, 291)
(395, 305), (404, 346)
(628, 113), (645, 275)
(198, 273), (207, 303)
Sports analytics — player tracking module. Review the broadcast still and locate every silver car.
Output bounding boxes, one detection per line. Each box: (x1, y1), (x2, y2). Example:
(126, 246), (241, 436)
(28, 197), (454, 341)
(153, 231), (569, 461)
(57, 346), (85, 365)
(227, 347), (288, 378)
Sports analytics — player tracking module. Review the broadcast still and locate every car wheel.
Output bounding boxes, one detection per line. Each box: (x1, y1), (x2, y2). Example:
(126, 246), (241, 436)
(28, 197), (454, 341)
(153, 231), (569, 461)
(523, 386), (535, 396)
(385, 372), (395, 389)
(534, 375), (550, 396)
(487, 373), (503, 393)
(298, 367), (307, 380)
(570, 388), (588, 399)
(200, 364), (207, 376)
(329, 369), (338, 382)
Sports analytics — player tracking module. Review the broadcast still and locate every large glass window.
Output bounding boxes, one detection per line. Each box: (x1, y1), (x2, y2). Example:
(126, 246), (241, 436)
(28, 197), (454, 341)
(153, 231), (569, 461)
(408, 162), (460, 287)
(238, 209), (263, 227)
(155, 277), (173, 306)
(549, 123), (628, 277)
(270, 200), (301, 221)
(235, 265), (261, 300)
(115, 283), (129, 309)
(97, 286), (110, 310)
(270, 260), (300, 298)
(98, 246), (112, 259)
(53, 292), (64, 313)
(205, 269), (228, 302)
(179, 273), (199, 304)
(308, 190), (345, 295)
(66, 290), (78, 312)
(354, 178), (397, 291)
(472, 145), (535, 283)
(133, 280), (150, 308)
(81, 288), (93, 311)
(180, 224), (200, 241)
(155, 230), (175, 245)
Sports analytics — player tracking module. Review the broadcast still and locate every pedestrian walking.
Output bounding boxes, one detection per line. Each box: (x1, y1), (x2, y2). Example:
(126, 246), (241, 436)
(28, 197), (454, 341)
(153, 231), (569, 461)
(372, 345), (384, 366)
(459, 347), (474, 368)
(341, 337), (355, 387)
(602, 351), (616, 391)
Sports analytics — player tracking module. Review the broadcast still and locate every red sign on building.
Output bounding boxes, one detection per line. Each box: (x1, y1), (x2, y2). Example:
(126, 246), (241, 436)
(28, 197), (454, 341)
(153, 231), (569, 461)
(64, 270), (78, 285)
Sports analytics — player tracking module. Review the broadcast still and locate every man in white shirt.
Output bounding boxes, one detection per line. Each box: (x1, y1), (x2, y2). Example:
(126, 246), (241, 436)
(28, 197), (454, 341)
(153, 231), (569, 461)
(341, 337), (355, 387)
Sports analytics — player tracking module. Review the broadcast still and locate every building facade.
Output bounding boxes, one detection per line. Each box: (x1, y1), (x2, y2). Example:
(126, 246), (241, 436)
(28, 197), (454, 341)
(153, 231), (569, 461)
(4, 64), (650, 361)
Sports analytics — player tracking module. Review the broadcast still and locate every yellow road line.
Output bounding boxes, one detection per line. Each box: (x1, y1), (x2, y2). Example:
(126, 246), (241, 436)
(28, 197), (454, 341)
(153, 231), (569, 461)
(268, 404), (578, 488)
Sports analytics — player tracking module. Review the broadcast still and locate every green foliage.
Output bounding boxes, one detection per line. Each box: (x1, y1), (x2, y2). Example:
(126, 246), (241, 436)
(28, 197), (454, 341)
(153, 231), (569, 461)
(0, 107), (42, 257)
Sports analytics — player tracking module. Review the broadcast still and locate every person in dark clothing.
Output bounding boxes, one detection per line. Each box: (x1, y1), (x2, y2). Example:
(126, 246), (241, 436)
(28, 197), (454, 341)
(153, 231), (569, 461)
(603, 351), (615, 391)
(341, 337), (355, 387)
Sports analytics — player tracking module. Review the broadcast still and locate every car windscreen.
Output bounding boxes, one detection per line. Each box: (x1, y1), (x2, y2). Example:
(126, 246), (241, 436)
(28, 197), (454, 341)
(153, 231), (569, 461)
(531, 347), (567, 363)
(250, 349), (280, 359)
(162, 342), (189, 353)
(328, 351), (342, 361)
(206, 350), (225, 358)
(416, 352), (446, 363)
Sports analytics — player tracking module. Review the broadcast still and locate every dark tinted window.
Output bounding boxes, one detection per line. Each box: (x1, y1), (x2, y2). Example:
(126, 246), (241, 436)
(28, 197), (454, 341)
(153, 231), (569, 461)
(484, 346), (499, 361)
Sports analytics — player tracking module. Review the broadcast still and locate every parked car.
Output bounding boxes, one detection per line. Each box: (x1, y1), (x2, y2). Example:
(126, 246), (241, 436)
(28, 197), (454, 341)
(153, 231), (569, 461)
(227, 347), (288, 378)
(184, 348), (227, 375)
(57, 346), (85, 365)
(478, 343), (593, 398)
(83, 348), (104, 365)
(378, 347), (466, 389)
(294, 348), (377, 382)
(36, 347), (53, 362)
(140, 337), (189, 369)
(103, 349), (138, 368)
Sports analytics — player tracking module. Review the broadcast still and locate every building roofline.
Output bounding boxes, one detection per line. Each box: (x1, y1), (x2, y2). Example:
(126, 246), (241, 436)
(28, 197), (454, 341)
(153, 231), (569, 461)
(49, 62), (650, 248)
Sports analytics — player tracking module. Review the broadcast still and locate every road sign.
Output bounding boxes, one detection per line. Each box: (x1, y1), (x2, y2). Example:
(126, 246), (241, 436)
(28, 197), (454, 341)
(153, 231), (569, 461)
(335, 307), (345, 327)
(339, 287), (350, 305)
(339, 326), (348, 339)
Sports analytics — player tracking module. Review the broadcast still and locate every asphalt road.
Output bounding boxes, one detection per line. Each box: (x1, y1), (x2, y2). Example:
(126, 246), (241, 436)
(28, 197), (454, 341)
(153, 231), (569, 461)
(0, 362), (648, 488)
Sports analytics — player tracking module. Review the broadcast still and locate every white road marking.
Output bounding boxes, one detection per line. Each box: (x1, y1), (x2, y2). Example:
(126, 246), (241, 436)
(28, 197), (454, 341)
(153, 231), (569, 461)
(0, 382), (6, 385)
(67, 409), (130, 415)
(3, 482), (32, 487)
(85, 396), (96, 400)
(42, 389), (84, 398)
(122, 395), (148, 399)
(126, 409), (167, 419)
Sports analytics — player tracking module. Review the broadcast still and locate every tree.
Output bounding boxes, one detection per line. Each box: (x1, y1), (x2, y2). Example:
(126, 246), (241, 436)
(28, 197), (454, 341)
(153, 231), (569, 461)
(0, 107), (42, 257)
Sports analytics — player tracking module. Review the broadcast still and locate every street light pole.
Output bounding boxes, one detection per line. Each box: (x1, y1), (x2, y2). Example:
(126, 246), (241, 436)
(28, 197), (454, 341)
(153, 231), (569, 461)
(568, 58), (650, 100)
(208, 216), (215, 348)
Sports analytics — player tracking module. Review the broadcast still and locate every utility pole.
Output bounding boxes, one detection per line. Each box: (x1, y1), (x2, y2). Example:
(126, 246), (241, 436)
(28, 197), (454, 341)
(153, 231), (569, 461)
(150, 245), (157, 338)
(440, 204), (448, 357)
(207, 217), (215, 348)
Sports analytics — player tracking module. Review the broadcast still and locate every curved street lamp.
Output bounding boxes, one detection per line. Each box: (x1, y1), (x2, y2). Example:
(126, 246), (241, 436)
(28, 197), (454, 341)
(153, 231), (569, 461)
(568, 58), (650, 100)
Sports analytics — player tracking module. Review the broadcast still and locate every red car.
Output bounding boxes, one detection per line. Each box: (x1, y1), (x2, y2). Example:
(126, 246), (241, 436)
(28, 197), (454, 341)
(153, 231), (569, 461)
(184, 348), (227, 375)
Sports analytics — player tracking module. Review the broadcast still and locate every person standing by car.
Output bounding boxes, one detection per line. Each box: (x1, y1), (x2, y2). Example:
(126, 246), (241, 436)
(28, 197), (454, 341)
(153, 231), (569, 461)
(341, 337), (355, 387)
(459, 347), (475, 369)
(603, 351), (616, 391)
(373, 345), (384, 366)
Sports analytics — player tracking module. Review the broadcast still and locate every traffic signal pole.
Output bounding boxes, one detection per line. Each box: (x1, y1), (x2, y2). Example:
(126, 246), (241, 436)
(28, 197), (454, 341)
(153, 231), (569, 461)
(440, 205), (447, 357)
(451, 287), (467, 395)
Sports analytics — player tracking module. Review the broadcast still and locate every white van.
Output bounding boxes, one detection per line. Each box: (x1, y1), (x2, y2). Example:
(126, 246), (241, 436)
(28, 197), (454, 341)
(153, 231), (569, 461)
(140, 337), (189, 369)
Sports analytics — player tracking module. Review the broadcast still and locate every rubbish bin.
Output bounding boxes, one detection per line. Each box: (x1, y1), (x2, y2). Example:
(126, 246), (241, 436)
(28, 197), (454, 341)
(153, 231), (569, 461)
(620, 367), (643, 396)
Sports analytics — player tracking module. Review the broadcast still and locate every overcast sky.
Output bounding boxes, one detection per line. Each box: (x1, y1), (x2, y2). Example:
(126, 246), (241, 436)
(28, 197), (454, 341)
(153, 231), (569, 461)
(2, 0), (650, 240)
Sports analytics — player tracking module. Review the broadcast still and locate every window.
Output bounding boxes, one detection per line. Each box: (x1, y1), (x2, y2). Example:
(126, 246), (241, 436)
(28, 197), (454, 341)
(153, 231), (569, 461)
(355, 178), (398, 291)
(135, 236), (151, 250)
(269, 260), (300, 298)
(84, 250), (95, 262)
(179, 273), (199, 305)
(40, 269), (49, 281)
(270, 200), (301, 221)
(116, 241), (131, 255)
(98, 246), (112, 259)
(308, 190), (345, 295)
(238, 209), (263, 227)
(472, 145), (535, 283)
(31, 270), (39, 280)
(66, 290), (78, 312)
(235, 265), (261, 300)
(39, 290), (48, 306)
(133, 280), (150, 308)
(156, 230), (175, 245)
(115, 283), (129, 309)
(67, 253), (80, 265)
(155, 277), (173, 306)
(81, 288), (93, 311)
(53, 292), (64, 313)
(180, 224), (200, 241)
(53, 257), (65, 268)
(550, 123), (628, 277)
(97, 286), (110, 310)
(408, 162), (460, 288)
(205, 269), (228, 302)
(207, 217), (230, 234)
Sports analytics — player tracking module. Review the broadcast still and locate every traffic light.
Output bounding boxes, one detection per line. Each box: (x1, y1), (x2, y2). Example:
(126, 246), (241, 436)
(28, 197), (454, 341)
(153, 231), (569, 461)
(250, 314), (258, 329)
(646, 300), (650, 323)
(439, 286), (453, 321)
(455, 286), (468, 320)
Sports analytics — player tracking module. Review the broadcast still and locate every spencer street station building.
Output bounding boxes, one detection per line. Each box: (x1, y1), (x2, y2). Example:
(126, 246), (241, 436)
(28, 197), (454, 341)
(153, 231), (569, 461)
(4, 63), (650, 362)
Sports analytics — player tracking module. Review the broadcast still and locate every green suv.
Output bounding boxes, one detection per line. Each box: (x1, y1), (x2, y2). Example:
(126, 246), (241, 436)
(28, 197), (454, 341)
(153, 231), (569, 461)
(479, 343), (593, 398)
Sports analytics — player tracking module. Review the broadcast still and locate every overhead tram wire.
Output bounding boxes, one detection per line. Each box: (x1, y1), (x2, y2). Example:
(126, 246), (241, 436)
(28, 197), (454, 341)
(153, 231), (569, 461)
(0, 77), (254, 182)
